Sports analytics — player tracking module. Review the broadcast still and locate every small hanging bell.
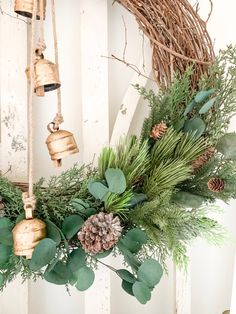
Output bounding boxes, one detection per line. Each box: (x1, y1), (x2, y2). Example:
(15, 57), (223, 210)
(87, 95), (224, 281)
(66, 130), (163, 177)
(12, 218), (46, 259)
(14, 0), (46, 19)
(26, 52), (61, 97)
(46, 123), (79, 167)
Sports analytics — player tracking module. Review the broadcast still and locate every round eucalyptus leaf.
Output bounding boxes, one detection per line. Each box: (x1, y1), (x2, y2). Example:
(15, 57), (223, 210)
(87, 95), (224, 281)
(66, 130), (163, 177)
(44, 261), (71, 285)
(105, 168), (127, 194)
(137, 259), (163, 288)
(0, 244), (12, 266)
(184, 117), (205, 139)
(88, 182), (109, 200)
(95, 248), (112, 259)
(216, 133), (236, 160)
(132, 281), (151, 304)
(75, 266), (95, 291)
(0, 218), (12, 229)
(116, 269), (136, 284)
(62, 215), (84, 240)
(0, 229), (13, 246)
(173, 191), (205, 208)
(46, 220), (61, 245)
(122, 280), (134, 296)
(68, 248), (86, 273)
(29, 238), (57, 271)
(0, 273), (4, 287)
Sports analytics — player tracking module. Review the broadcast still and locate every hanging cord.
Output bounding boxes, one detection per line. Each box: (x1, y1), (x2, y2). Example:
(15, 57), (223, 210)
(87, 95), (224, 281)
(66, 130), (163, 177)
(51, 0), (64, 130)
(23, 0), (38, 219)
(36, 0), (46, 56)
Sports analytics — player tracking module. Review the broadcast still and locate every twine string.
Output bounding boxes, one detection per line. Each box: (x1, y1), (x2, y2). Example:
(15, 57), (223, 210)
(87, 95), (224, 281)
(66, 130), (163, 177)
(24, 0), (38, 219)
(36, 0), (46, 56)
(51, 0), (64, 129)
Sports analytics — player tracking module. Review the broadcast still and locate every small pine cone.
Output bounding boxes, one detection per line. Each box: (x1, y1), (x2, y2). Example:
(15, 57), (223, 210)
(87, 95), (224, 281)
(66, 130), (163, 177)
(78, 212), (122, 255)
(0, 196), (5, 218)
(207, 178), (225, 193)
(192, 147), (216, 172)
(150, 122), (167, 140)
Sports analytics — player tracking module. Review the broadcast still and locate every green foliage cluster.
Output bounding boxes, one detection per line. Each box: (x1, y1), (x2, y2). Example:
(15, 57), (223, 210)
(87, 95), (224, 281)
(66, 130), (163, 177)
(1, 46), (236, 304)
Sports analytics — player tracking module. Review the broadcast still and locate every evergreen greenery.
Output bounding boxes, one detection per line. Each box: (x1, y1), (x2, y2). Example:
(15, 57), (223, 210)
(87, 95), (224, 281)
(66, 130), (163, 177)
(1, 46), (236, 304)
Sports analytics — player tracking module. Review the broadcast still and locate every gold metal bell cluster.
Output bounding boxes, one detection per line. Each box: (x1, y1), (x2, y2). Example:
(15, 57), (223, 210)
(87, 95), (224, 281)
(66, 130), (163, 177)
(15, 0), (46, 19)
(46, 123), (79, 168)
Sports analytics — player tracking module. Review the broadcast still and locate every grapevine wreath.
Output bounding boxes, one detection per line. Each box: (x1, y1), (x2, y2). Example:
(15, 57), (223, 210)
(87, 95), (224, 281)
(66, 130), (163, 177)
(0, 0), (236, 305)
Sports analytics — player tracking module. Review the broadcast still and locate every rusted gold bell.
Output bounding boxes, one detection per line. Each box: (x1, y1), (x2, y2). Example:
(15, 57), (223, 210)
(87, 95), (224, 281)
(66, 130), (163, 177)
(46, 123), (79, 167)
(12, 218), (46, 259)
(14, 0), (46, 19)
(26, 53), (61, 97)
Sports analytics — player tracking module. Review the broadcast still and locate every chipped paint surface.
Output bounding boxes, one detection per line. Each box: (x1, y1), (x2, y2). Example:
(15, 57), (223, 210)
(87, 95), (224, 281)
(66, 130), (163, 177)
(0, 1), (28, 182)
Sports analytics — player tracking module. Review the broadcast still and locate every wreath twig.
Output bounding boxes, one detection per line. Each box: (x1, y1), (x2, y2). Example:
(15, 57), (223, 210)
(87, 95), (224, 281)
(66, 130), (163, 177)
(116, 0), (215, 87)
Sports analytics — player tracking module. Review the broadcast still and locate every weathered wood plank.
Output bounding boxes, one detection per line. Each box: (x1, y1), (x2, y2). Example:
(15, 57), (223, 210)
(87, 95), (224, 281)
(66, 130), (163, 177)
(80, 1), (110, 313)
(0, 1), (28, 313)
(110, 45), (152, 146)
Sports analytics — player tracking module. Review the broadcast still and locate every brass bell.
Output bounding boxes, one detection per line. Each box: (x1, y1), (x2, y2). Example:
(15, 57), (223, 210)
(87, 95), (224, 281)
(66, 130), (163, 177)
(12, 218), (46, 259)
(14, 0), (46, 19)
(26, 53), (61, 97)
(46, 123), (79, 167)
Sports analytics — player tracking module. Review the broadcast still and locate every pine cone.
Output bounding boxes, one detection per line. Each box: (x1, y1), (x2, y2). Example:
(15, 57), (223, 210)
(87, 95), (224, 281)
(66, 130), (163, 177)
(207, 178), (225, 193)
(192, 147), (215, 172)
(0, 196), (5, 218)
(150, 122), (167, 140)
(78, 212), (122, 255)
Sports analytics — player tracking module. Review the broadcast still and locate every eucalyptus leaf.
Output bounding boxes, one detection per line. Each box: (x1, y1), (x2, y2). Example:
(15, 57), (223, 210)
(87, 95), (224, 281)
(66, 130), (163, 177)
(184, 117), (205, 139)
(132, 281), (151, 304)
(75, 266), (95, 291)
(216, 133), (236, 160)
(88, 182), (109, 200)
(0, 218), (12, 229)
(0, 229), (13, 246)
(44, 261), (71, 285)
(121, 228), (148, 253)
(68, 248), (86, 273)
(29, 238), (57, 271)
(137, 259), (163, 288)
(0, 274), (4, 287)
(0, 244), (12, 266)
(173, 191), (205, 208)
(173, 118), (186, 131)
(105, 168), (126, 194)
(199, 97), (217, 114)
(16, 213), (25, 224)
(128, 193), (147, 207)
(194, 89), (215, 103)
(71, 198), (90, 209)
(46, 220), (61, 245)
(117, 242), (141, 271)
(62, 215), (84, 240)
(95, 248), (113, 259)
(122, 280), (134, 296)
(116, 269), (136, 284)
(184, 100), (197, 116)
(72, 200), (97, 218)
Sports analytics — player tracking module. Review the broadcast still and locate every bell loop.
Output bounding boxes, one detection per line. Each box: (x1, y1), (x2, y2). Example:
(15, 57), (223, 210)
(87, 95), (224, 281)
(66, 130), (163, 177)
(47, 122), (59, 134)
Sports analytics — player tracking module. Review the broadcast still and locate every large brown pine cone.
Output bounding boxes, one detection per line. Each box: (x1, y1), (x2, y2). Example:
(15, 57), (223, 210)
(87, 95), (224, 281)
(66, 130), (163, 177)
(78, 212), (122, 255)
(192, 147), (215, 172)
(207, 178), (225, 193)
(150, 122), (167, 140)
